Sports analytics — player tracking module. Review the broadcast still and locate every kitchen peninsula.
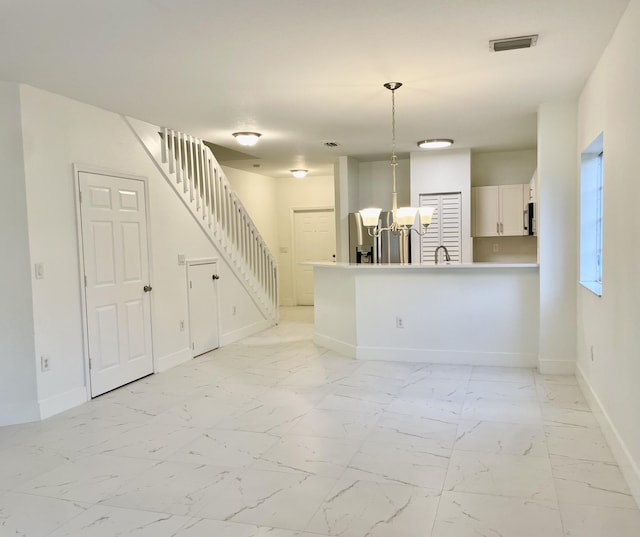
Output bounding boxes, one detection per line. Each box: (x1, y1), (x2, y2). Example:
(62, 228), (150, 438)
(313, 262), (539, 367)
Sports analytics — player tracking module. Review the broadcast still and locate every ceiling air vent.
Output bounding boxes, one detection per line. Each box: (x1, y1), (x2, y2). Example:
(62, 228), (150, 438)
(490, 34), (538, 52)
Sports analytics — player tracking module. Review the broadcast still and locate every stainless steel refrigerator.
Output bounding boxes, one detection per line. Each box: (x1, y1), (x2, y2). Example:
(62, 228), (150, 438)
(349, 211), (404, 263)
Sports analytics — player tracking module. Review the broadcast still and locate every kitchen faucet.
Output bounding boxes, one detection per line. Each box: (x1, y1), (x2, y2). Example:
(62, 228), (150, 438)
(434, 245), (451, 264)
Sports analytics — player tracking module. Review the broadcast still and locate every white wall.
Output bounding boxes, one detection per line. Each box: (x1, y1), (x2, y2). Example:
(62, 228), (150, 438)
(223, 166), (279, 256)
(537, 102), (578, 374)
(474, 236), (538, 263)
(313, 267), (357, 356)
(314, 264), (539, 366)
(358, 158), (410, 209)
(276, 175), (334, 305)
(471, 149), (537, 186)
(410, 149), (473, 263)
(334, 156), (359, 262)
(13, 84), (267, 421)
(0, 83), (39, 425)
(575, 0), (640, 501)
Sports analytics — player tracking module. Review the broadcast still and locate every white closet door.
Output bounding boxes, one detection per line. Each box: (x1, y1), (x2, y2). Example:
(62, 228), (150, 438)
(440, 192), (463, 261)
(79, 172), (153, 397)
(419, 192), (462, 264)
(419, 195), (441, 264)
(187, 261), (220, 357)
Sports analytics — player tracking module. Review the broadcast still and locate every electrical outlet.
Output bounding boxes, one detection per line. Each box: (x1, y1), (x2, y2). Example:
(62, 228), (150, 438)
(395, 316), (404, 329)
(178, 254), (186, 266)
(492, 243), (500, 253)
(179, 320), (185, 332)
(41, 355), (51, 372)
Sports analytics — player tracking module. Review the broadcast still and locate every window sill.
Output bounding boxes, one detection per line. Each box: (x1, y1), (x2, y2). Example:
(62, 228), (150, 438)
(580, 280), (602, 297)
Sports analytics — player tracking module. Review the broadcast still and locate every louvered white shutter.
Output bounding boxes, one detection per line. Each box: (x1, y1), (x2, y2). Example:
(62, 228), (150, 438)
(419, 192), (462, 264)
(419, 195), (441, 264)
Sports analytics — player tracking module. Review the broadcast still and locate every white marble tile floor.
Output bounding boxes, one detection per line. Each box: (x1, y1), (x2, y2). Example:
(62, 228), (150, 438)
(1, 306), (639, 537)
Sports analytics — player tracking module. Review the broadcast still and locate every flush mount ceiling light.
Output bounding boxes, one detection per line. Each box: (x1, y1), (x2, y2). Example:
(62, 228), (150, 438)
(417, 139), (454, 149)
(490, 34), (538, 52)
(232, 132), (261, 146)
(290, 169), (308, 179)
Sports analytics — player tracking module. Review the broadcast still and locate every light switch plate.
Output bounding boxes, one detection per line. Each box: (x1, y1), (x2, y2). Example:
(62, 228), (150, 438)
(35, 263), (45, 279)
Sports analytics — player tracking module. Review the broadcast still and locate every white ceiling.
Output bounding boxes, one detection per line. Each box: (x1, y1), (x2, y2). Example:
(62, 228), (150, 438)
(0, 0), (629, 178)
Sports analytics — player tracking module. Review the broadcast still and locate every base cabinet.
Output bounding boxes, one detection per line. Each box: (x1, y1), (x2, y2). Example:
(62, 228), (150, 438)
(473, 184), (527, 237)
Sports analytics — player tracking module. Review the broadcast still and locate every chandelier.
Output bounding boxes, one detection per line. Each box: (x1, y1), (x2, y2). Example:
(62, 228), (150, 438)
(359, 82), (434, 264)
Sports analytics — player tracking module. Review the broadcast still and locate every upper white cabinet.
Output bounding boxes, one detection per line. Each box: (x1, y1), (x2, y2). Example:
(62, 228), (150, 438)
(472, 184), (526, 237)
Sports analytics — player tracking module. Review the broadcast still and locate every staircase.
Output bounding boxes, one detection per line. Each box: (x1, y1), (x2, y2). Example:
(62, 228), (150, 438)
(127, 119), (278, 322)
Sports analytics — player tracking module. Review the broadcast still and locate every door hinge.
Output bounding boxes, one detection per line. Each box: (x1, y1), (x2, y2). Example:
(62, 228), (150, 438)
(84, 275), (87, 287)
(189, 280), (192, 289)
(192, 342), (195, 350)
(79, 191), (83, 203)
(88, 357), (92, 369)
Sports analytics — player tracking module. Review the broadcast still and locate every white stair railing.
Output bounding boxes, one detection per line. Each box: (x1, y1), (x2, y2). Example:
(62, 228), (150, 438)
(160, 128), (278, 319)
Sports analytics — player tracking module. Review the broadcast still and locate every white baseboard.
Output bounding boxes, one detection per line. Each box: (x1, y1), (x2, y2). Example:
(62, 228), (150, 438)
(538, 358), (576, 375)
(355, 346), (536, 366)
(220, 319), (273, 346)
(39, 387), (88, 420)
(312, 337), (534, 367)
(0, 401), (41, 426)
(156, 347), (192, 372)
(314, 333), (356, 358)
(577, 364), (640, 508)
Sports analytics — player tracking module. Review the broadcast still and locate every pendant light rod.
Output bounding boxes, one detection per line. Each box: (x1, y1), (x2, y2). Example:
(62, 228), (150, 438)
(384, 82), (402, 221)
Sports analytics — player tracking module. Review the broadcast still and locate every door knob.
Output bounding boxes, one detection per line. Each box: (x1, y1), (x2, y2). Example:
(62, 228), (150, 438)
(212, 274), (220, 280)
(143, 285), (153, 292)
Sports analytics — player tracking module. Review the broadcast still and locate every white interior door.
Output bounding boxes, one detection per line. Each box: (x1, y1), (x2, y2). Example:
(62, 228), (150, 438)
(79, 171), (153, 397)
(294, 209), (335, 305)
(187, 261), (220, 357)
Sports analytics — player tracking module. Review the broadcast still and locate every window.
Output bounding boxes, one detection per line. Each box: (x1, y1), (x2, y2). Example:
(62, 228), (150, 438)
(579, 133), (604, 296)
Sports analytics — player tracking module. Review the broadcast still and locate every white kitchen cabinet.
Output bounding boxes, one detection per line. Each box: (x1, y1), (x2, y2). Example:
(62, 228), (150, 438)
(472, 184), (526, 237)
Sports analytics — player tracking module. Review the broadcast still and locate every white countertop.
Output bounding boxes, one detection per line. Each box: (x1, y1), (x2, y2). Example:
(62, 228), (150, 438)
(309, 262), (538, 270)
